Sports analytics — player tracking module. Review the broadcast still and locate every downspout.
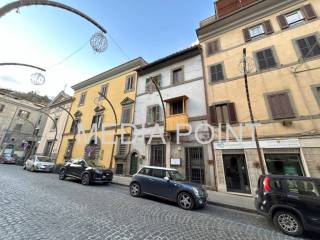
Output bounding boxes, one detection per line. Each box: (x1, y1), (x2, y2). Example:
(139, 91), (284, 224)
(199, 45), (218, 191)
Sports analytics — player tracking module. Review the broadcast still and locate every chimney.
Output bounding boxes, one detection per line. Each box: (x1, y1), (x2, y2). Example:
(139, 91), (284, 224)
(215, 0), (257, 18)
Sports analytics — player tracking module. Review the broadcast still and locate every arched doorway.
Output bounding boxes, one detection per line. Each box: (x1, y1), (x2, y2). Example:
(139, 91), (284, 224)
(130, 152), (138, 175)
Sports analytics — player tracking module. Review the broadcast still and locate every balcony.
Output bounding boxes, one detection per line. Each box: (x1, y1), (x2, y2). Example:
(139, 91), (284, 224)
(166, 113), (189, 132)
(164, 95), (189, 133)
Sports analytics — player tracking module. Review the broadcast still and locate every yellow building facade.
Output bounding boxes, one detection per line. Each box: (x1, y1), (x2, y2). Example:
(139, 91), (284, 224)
(197, 0), (320, 194)
(56, 58), (146, 173)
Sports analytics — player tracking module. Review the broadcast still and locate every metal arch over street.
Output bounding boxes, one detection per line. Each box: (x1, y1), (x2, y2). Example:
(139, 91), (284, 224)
(0, 0), (107, 34)
(0, 62), (46, 72)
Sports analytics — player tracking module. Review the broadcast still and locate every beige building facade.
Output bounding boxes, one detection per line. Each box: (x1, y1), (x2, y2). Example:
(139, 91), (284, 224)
(36, 91), (72, 161)
(197, 0), (320, 195)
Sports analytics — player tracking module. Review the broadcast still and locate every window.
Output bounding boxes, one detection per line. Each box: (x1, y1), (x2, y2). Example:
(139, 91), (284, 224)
(18, 110), (30, 119)
(146, 105), (161, 125)
(285, 10), (304, 26)
(0, 104), (5, 112)
(249, 24), (265, 38)
(209, 103), (237, 125)
(99, 84), (108, 99)
(116, 164), (124, 175)
(14, 124), (22, 131)
(44, 140), (53, 156)
(70, 118), (80, 134)
(51, 117), (59, 130)
(243, 20), (273, 42)
(121, 106), (132, 123)
(296, 35), (320, 59)
(265, 154), (304, 176)
(255, 48), (277, 70)
(267, 93), (295, 119)
(170, 100), (183, 115)
(152, 169), (166, 178)
(91, 113), (103, 130)
(313, 86), (320, 106)
(277, 4), (317, 30)
(206, 39), (220, 56)
(150, 145), (165, 167)
(139, 168), (153, 176)
(78, 92), (86, 106)
(209, 63), (224, 82)
(145, 75), (161, 93)
(117, 136), (129, 156)
(65, 140), (74, 158)
(125, 75), (135, 91)
(285, 179), (319, 197)
(172, 68), (183, 84)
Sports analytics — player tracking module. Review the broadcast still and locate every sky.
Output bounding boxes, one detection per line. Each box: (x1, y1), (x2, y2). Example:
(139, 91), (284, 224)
(0, 0), (214, 98)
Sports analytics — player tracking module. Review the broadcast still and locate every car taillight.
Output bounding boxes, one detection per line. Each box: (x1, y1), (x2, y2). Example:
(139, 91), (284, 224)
(263, 177), (271, 192)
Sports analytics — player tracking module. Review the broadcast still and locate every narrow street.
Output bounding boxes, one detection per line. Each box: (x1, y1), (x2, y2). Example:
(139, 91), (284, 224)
(0, 164), (315, 240)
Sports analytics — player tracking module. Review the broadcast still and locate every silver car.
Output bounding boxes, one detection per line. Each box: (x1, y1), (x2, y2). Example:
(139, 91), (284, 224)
(24, 155), (55, 172)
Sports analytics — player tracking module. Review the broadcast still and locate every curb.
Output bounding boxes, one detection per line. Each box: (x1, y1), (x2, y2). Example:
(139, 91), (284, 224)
(111, 181), (257, 214)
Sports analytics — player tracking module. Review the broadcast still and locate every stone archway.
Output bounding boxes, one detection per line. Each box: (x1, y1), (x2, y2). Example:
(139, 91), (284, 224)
(84, 137), (101, 161)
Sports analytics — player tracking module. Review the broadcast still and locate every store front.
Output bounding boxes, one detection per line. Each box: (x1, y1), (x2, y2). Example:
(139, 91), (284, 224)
(265, 152), (304, 176)
(222, 154), (251, 194)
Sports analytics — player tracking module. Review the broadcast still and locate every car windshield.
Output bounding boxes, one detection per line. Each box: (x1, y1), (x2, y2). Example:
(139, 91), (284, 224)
(169, 170), (184, 181)
(86, 160), (103, 168)
(37, 156), (52, 162)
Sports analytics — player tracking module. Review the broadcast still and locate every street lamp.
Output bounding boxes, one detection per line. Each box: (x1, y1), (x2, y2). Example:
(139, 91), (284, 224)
(0, 62), (46, 85)
(97, 92), (118, 169)
(0, 1), (108, 53)
(58, 106), (76, 161)
(240, 48), (265, 175)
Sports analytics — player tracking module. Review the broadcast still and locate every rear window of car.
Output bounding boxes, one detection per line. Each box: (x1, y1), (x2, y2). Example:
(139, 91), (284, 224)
(139, 168), (152, 176)
(270, 179), (282, 191)
(286, 179), (320, 197)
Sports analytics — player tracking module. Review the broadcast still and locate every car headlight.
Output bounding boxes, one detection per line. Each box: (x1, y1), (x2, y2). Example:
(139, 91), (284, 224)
(192, 187), (200, 196)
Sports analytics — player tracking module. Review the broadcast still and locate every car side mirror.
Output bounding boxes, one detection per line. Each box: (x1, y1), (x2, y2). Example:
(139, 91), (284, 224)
(164, 176), (170, 182)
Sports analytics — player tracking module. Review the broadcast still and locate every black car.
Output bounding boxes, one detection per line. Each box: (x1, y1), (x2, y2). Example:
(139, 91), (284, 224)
(130, 166), (207, 210)
(255, 175), (320, 236)
(59, 159), (113, 185)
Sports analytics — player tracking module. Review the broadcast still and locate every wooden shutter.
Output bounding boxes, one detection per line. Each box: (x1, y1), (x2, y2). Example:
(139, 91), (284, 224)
(277, 15), (289, 29)
(146, 106), (152, 124)
(302, 4), (317, 20)
(263, 20), (274, 35)
(279, 94), (295, 118)
(155, 105), (161, 123)
(227, 102), (238, 124)
(209, 105), (217, 125)
(243, 28), (251, 42)
(207, 40), (220, 56)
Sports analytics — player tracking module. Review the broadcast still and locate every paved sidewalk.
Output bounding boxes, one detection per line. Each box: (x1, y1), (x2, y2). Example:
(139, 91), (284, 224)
(113, 175), (256, 212)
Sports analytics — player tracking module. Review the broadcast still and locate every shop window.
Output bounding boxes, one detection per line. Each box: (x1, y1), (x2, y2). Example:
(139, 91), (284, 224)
(265, 154), (304, 176)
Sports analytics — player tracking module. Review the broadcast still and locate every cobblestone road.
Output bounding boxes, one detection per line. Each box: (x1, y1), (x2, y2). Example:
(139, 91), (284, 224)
(0, 164), (316, 240)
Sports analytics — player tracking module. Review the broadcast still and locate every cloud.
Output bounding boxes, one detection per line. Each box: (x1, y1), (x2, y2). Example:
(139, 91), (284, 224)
(191, 39), (199, 46)
(0, 75), (19, 83)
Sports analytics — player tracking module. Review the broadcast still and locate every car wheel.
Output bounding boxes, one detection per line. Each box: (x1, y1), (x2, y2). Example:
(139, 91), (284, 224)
(177, 192), (194, 210)
(23, 164), (26, 170)
(59, 169), (66, 180)
(81, 173), (90, 185)
(130, 182), (141, 197)
(273, 211), (303, 236)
